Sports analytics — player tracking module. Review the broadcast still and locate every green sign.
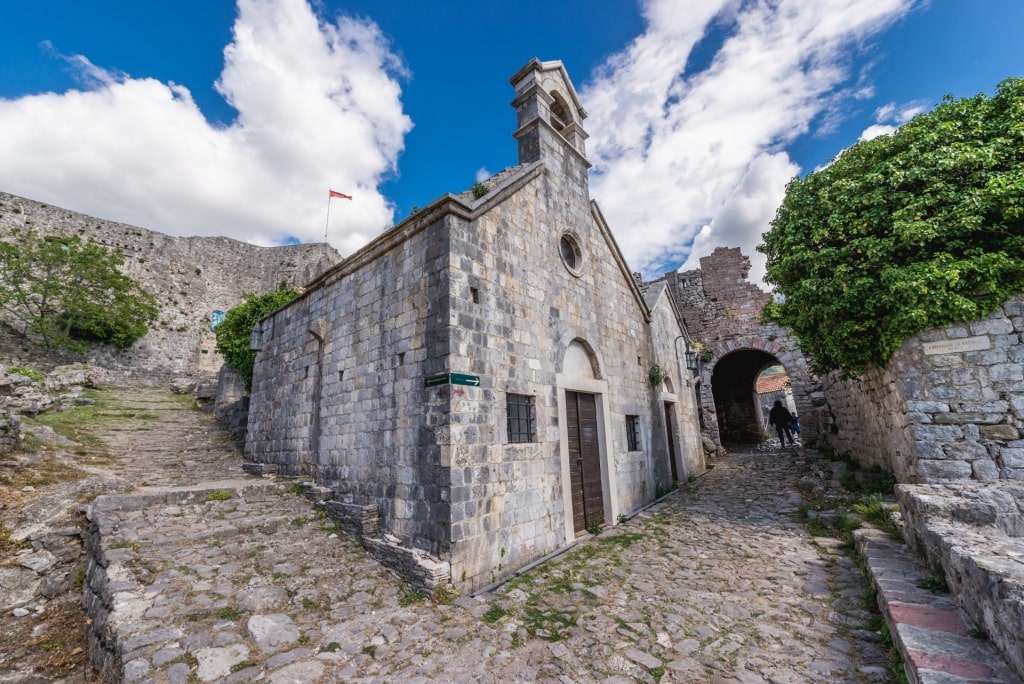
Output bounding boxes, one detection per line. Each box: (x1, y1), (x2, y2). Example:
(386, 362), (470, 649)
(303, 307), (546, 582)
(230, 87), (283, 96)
(424, 373), (450, 387)
(424, 372), (481, 388)
(450, 373), (480, 387)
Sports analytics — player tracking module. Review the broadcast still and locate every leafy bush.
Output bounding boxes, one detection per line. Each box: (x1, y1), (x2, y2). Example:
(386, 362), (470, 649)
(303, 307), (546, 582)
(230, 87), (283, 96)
(214, 287), (301, 390)
(761, 78), (1024, 375)
(0, 229), (158, 351)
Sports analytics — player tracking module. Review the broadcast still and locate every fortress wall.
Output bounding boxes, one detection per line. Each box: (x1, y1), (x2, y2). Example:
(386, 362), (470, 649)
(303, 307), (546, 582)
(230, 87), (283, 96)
(0, 192), (340, 382)
(824, 293), (1024, 483)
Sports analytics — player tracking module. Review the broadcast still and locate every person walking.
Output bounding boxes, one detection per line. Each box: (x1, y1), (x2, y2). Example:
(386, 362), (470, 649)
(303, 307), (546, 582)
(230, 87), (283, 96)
(769, 399), (795, 446)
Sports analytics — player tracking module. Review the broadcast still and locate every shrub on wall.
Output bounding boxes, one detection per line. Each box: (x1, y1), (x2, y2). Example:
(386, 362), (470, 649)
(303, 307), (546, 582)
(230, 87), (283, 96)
(760, 77), (1024, 375)
(215, 287), (301, 390)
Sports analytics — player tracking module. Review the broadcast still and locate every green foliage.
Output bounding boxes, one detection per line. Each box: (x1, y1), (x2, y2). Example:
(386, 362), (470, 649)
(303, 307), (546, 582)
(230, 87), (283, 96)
(471, 182), (490, 199)
(916, 563), (950, 593)
(850, 495), (901, 539)
(206, 490), (232, 501)
(760, 78), (1024, 375)
(482, 605), (508, 624)
(648, 364), (666, 385)
(214, 287), (301, 390)
(0, 228), (158, 351)
(398, 590), (426, 606)
(8, 366), (45, 383)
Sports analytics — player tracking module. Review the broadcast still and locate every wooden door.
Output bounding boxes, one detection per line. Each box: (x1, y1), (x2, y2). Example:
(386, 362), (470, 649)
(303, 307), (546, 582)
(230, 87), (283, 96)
(665, 402), (679, 483)
(567, 391), (604, 534)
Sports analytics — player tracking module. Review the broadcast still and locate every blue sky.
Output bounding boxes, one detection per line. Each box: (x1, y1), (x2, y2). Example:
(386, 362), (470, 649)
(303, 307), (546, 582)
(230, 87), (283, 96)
(0, 0), (1020, 285)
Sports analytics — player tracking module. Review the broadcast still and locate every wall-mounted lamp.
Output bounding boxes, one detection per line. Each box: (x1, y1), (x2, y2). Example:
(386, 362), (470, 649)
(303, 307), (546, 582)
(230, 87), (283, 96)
(685, 347), (700, 372)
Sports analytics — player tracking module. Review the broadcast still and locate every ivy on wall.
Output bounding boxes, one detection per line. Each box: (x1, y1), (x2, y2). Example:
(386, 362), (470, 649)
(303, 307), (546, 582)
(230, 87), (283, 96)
(215, 288), (301, 391)
(760, 77), (1024, 375)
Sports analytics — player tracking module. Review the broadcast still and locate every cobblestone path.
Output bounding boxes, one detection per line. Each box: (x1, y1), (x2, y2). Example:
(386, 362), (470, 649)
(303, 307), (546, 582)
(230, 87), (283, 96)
(88, 388), (893, 683)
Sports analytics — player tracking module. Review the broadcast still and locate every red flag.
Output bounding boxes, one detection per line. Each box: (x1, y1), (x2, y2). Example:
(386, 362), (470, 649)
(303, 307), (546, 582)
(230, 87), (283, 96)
(329, 190), (352, 200)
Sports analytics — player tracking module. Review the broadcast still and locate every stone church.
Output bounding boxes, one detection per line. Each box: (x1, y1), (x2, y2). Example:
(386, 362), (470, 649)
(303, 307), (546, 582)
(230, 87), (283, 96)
(244, 58), (705, 591)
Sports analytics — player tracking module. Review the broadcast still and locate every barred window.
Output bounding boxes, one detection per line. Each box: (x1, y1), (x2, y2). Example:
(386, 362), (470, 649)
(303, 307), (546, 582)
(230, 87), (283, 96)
(506, 393), (535, 443)
(626, 415), (641, 451)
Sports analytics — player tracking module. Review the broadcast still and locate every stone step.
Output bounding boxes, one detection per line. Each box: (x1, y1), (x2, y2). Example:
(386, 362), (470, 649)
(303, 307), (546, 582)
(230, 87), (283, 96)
(855, 527), (1022, 683)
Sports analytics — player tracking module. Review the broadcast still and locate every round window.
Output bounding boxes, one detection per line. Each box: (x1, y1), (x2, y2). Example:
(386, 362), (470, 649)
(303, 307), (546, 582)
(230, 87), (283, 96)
(559, 234), (583, 275)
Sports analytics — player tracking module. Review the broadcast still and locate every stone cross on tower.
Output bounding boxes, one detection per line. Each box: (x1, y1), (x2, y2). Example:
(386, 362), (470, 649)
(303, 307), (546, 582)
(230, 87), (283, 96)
(510, 58), (591, 169)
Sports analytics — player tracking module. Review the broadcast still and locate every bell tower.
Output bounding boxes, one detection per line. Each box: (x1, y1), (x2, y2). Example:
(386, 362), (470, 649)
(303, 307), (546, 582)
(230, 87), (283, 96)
(510, 58), (590, 169)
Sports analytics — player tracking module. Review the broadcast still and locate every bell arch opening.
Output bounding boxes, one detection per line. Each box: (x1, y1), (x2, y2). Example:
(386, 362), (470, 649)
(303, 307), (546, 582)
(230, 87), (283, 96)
(710, 349), (792, 445)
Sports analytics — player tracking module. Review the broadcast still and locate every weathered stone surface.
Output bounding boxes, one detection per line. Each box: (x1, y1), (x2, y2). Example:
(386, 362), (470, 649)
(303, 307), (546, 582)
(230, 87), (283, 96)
(17, 549), (57, 574)
(247, 614), (300, 653)
(0, 567), (39, 610)
(982, 425), (1021, 441)
(195, 644), (250, 682)
(917, 460), (973, 480)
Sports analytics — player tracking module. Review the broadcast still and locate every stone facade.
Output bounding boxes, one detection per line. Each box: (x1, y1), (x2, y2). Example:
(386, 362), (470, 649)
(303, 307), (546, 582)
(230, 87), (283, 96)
(0, 192), (340, 383)
(647, 247), (821, 447)
(245, 59), (704, 592)
(824, 292), (1024, 483)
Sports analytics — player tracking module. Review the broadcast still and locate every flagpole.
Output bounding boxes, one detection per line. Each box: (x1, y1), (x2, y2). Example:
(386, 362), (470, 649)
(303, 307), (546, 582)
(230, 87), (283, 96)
(325, 193), (332, 239)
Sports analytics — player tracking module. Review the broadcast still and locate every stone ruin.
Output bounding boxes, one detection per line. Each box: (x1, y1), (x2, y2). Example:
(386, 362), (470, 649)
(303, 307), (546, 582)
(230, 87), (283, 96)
(0, 191), (340, 387)
(649, 247), (1024, 678)
(647, 247), (821, 448)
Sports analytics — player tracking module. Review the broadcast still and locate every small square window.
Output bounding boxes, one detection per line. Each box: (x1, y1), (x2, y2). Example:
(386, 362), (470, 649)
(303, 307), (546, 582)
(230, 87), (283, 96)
(626, 415), (641, 451)
(506, 393), (535, 443)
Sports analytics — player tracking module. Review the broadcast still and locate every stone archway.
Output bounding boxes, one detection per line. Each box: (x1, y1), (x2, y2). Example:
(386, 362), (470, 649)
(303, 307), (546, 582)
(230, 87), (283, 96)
(707, 347), (819, 446)
(711, 350), (783, 444)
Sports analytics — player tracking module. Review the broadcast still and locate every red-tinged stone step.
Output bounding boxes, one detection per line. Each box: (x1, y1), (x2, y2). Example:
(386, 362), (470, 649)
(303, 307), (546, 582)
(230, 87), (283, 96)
(889, 603), (968, 636)
(907, 650), (1002, 680)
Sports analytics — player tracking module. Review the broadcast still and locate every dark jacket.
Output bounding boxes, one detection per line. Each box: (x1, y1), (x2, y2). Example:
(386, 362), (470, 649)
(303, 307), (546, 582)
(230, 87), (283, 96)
(769, 404), (793, 427)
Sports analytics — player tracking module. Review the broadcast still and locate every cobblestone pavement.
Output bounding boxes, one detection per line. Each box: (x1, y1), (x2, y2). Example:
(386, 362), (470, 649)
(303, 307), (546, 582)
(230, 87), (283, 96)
(87, 388), (894, 683)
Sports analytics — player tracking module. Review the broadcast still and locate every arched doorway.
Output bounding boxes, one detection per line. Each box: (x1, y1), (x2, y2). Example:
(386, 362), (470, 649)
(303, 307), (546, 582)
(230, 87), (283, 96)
(710, 349), (789, 445)
(556, 339), (617, 539)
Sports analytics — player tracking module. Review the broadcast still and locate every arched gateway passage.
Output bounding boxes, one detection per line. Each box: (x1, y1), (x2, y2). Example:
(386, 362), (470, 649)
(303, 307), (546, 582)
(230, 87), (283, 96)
(711, 349), (787, 445)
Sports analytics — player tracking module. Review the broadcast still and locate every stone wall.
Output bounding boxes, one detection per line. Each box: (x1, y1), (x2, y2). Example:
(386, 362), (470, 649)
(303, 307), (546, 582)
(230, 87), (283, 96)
(246, 207), (452, 557)
(649, 247), (822, 447)
(211, 365), (250, 437)
(645, 282), (705, 484)
(0, 191), (340, 383)
(824, 293), (1024, 483)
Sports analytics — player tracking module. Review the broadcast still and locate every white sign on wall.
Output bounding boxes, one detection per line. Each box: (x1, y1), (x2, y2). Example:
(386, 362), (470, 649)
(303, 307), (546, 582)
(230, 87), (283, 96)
(922, 336), (991, 356)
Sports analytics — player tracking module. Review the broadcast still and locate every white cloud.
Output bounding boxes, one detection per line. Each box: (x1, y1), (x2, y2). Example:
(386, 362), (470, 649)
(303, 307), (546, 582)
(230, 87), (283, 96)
(858, 98), (928, 141)
(859, 123), (897, 140)
(581, 0), (916, 287)
(0, 0), (411, 256)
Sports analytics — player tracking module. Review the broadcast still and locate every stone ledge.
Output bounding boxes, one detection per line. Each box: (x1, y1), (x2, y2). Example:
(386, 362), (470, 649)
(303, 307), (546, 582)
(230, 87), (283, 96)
(896, 482), (1024, 679)
(87, 480), (281, 516)
(855, 527), (1022, 683)
(242, 462), (279, 476)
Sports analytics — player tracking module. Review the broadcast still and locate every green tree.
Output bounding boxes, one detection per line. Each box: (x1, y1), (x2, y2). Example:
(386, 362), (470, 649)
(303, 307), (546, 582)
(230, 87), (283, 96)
(760, 78), (1024, 375)
(0, 228), (158, 351)
(215, 288), (301, 390)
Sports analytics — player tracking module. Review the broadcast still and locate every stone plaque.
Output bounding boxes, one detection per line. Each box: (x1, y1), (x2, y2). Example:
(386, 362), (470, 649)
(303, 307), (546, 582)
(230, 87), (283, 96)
(922, 336), (990, 356)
